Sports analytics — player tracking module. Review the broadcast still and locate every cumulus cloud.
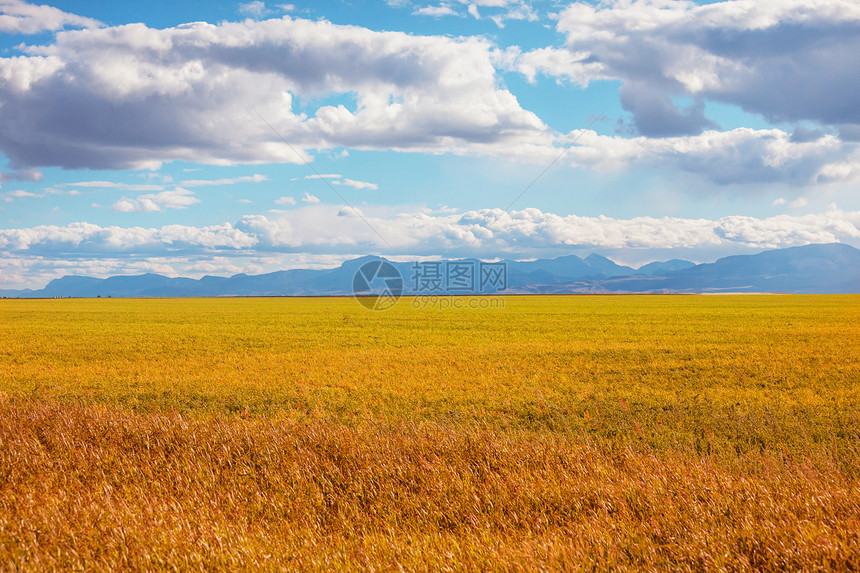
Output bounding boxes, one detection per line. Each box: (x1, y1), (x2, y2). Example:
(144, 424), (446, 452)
(518, 0), (860, 136)
(0, 17), (546, 176)
(0, 0), (101, 34)
(3, 205), (858, 260)
(274, 196), (296, 205)
(0, 221), (256, 255)
(300, 192), (320, 204)
(714, 210), (860, 247)
(223, 204), (860, 254)
(110, 188), (200, 213)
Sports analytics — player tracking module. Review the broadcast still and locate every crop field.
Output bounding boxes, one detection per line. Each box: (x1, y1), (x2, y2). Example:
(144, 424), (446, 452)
(1, 295), (859, 570)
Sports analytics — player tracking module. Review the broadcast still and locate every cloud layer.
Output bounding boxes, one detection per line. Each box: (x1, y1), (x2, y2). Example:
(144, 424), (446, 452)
(0, 7), (856, 187)
(2, 205), (859, 287)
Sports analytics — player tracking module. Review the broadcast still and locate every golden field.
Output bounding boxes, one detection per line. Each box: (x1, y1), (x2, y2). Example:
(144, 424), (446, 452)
(1, 295), (859, 570)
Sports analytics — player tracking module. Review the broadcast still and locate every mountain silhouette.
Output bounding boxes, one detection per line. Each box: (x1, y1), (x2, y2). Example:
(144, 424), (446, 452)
(1, 243), (857, 298)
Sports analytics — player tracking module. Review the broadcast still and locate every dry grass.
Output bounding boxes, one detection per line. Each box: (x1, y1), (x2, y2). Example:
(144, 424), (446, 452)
(1, 295), (859, 570)
(2, 398), (859, 572)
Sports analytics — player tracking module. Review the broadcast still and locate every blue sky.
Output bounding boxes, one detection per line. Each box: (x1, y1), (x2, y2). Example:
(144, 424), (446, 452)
(0, 0), (859, 288)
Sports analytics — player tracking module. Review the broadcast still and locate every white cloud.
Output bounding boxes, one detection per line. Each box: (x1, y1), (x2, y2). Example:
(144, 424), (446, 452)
(231, 205), (860, 254)
(816, 158), (860, 184)
(333, 178), (379, 190)
(110, 188), (200, 213)
(0, 221), (256, 253)
(274, 196), (296, 205)
(179, 174), (268, 187)
(0, 0), (101, 34)
(2, 189), (40, 201)
(451, 0), (536, 26)
(2, 186), (79, 202)
(301, 174), (341, 180)
(2, 206), (858, 259)
(239, 1), (293, 18)
(238, 1), (267, 18)
(413, 5), (458, 17)
(294, 173), (377, 189)
(714, 210), (860, 248)
(301, 192), (320, 204)
(61, 181), (165, 192)
(495, 46), (605, 86)
(563, 128), (858, 186)
(7, 189), (35, 197)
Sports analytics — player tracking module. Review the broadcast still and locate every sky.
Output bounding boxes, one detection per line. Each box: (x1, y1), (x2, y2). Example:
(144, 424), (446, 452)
(0, 0), (859, 289)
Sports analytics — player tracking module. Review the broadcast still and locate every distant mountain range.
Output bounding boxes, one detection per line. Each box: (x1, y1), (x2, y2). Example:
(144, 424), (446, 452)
(2, 243), (859, 298)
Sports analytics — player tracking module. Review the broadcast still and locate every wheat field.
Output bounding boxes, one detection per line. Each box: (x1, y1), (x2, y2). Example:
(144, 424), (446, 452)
(1, 295), (859, 570)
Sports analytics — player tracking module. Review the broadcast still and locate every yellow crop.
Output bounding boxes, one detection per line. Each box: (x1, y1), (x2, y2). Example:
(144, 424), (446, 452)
(1, 295), (859, 570)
